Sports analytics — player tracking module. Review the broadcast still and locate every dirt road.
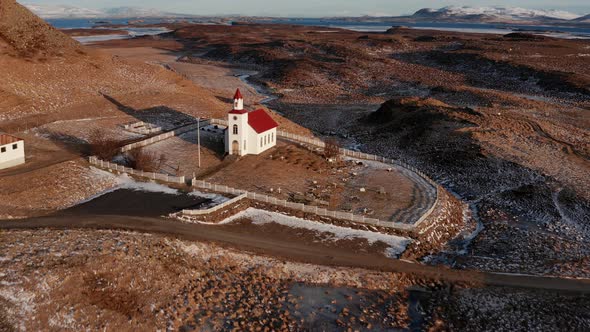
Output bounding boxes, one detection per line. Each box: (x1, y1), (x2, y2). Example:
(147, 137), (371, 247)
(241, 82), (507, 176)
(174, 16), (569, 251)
(2, 214), (590, 294)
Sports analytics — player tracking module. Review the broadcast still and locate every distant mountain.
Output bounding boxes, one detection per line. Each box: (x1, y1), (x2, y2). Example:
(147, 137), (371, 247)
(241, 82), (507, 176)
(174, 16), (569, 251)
(412, 6), (581, 22)
(101, 7), (185, 18)
(24, 4), (104, 19)
(573, 14), (590, 23)
(23, 4), (189, 19)
(326, 6), (588, 26)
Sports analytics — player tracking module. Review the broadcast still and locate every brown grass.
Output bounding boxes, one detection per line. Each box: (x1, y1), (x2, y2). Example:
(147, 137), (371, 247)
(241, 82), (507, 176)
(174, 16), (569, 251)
(324, 138), (341, 159)
(88, 129), (120, 161)
(125, 148), (165, 172)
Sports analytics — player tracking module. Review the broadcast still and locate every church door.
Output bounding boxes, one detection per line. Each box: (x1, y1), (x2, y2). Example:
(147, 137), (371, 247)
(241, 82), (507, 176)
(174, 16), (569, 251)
(232, 140), (239, 155)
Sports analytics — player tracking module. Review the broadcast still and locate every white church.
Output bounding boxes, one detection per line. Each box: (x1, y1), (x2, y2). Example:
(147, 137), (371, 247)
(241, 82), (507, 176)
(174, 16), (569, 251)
(225, 89), (278, 156)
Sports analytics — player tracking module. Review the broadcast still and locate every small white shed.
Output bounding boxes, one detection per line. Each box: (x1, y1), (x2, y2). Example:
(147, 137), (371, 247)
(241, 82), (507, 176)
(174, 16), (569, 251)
(0, 134), (25, 170)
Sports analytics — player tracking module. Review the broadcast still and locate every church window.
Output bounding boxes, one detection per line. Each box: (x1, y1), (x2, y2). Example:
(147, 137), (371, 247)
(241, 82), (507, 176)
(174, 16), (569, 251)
(271, 132), (274, 142)
(233, 124), (238, 135)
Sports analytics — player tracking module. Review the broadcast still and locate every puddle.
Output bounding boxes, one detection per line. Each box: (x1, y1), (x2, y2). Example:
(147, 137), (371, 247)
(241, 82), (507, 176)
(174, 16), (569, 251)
(287, 283), (429, 331)
(59, 189), (210, 217)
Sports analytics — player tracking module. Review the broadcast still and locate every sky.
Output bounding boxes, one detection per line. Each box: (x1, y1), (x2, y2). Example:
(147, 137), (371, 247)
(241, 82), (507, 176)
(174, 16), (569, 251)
(24, 0), (590, 17)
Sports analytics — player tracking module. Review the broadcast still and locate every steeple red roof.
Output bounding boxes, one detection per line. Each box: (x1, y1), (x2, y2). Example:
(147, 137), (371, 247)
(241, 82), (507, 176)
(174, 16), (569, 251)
(233, 88), (243, 100)
(229, 108), (248, 114)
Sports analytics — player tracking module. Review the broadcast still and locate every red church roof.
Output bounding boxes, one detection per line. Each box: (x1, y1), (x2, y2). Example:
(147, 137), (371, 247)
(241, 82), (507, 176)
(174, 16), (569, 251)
(233, 88), (243, 100)
(248, 109), (279, 134)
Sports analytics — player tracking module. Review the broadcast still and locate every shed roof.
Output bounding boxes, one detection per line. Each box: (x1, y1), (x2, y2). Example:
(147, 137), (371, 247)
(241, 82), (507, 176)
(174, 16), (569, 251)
(0, 134), (22, 146)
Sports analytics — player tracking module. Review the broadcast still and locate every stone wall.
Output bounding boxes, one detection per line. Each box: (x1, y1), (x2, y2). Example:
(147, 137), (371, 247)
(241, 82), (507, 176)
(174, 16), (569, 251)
(180, 186), (467, 259)
(402, 189), (467, 259)
(181, 198), (250, 224)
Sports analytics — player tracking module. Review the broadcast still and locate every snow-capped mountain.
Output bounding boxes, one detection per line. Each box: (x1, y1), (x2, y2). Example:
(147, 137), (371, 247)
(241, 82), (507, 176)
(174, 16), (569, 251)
(24, 4), (104, 19)
(101, 7), (181, 18)
(573, 14), (590, 23)
(413, 6), (581, 21)
(23, 4), (187, 19)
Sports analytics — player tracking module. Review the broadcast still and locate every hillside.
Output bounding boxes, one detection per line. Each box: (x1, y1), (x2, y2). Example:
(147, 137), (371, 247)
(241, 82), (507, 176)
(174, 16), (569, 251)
(574, 14), (590, 23)
(0, 0), (226, 124)
(0, 0), (81, 57)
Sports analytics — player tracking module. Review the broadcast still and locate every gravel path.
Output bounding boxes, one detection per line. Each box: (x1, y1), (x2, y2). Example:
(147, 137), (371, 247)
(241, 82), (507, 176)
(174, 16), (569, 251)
(2, 214), (590, 294)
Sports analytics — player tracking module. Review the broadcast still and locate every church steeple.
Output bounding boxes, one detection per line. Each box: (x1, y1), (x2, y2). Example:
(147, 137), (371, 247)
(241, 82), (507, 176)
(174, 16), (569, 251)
(233, 88), (244, 110)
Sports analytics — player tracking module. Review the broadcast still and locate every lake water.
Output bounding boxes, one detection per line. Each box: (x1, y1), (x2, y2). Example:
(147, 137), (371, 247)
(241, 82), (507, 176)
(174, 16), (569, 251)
(46, 17), (171, 29)
(267, 18), (590, 39)
(46, 17), (590, 40)
(46, 18), (171, 43)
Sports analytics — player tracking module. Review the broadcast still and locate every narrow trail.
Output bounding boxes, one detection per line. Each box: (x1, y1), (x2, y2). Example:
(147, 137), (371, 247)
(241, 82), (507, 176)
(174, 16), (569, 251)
(2, 214), (590, 294)
(526, 119), (589, 162)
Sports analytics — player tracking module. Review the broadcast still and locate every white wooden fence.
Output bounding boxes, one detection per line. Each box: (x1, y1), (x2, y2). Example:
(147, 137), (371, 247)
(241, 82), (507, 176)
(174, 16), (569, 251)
(92, 116), (440, 231)
(208, 117), (440, 229)
(182, 193), (247, 215)
(210, 118), (435, 186)
(192, 179), (414, 231)
(89, 156), (186, 184)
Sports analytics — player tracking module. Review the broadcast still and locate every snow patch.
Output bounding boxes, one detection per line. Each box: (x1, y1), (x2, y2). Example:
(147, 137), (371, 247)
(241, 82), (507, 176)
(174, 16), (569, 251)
(416, 6), (581, 20)
(115, 173), (179, 194)
(0, 287), (36, 331)
(224, 208), (412, 257)
(189, 190), (230, 205)
(72, 167), (179, 207)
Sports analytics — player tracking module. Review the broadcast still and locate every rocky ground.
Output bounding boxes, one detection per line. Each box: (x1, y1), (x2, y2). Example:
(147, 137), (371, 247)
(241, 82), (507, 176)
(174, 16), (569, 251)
(1, 4), (590, 329)
(2, 229), (588, 331)
(0, 229), (418, 331)
(132, 23), (590, 278)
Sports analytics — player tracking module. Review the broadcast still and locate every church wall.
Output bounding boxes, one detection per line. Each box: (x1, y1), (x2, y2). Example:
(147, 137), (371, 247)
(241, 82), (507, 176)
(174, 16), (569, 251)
(227, 113), (249, 156)
(252, 127), (277, 155)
